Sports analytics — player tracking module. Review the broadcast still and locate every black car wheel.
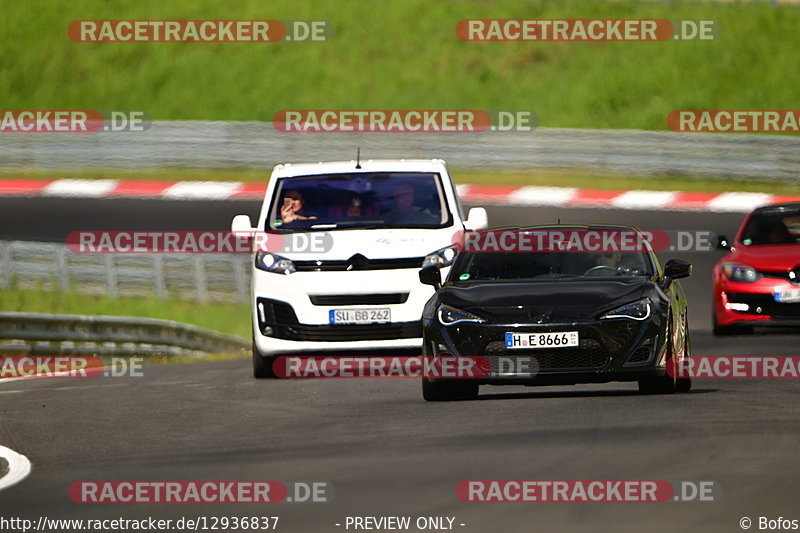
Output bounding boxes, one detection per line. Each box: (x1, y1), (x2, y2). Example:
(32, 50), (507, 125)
(676, 314), (692, 393)
(252, 335), (277, 379)
(638, 317), (690, 395)
(422, 378), (479, 401)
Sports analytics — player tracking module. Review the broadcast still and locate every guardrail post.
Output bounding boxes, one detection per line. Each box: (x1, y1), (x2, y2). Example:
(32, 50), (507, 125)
(55, 247), (68, 291)
(233, 257), (248, 302)
(0, 241), (9, 290)
(152, 255), (166, 300)
(104, 254), (118, 297)
(194, 256), (208, 302)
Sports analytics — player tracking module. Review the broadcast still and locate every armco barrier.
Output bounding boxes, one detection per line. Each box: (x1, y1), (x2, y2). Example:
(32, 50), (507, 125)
(0, 241), (250, 303)
(0, 312), (248, 357)
(0, 121), (798, 180)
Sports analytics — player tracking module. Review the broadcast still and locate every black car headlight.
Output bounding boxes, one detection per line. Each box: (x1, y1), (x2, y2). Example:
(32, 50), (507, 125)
(600, 298), (651, 321)
(722, 262), (761, 283)
(438, 305), (485, 326)
(422, 246), (457, 269)
(256, 251), (296, 275)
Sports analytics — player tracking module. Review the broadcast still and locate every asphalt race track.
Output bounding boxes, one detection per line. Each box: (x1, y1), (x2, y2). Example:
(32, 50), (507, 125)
(1, 197), (799, 532)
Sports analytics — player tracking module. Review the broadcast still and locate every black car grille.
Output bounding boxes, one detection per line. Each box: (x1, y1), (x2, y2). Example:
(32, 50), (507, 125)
(309, 293), (409, 306)
(256, 298), (421, 341)
(727, 292), (800, 319)
(483, 339), (608, 373)
(626, 347), (652, 364)
(294, 256), (424, 272)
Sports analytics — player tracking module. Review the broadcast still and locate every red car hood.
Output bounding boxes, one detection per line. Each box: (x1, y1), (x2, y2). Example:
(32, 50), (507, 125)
(724, 244), (800, 270)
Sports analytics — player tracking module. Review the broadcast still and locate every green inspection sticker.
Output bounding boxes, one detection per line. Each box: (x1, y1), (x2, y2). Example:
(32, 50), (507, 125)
(459, 273), (471, 280)
(274, 220), (283, 227)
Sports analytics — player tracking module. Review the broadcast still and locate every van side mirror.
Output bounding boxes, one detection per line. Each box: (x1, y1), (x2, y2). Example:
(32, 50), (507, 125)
(464, 207), (488, 231)
(419, 265), (442, 289)
(231, 214), (254, 234)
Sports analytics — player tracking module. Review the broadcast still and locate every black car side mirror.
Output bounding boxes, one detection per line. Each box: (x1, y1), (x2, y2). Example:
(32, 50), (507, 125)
(664, 259), (692, 280)
(716, 235), (731, 251)
(419, 265), (442, 289)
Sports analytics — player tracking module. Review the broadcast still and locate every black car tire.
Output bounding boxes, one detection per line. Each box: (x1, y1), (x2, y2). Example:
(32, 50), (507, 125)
(252, 336), (277, 379)
(422, 378), (479, 401)
(638, 374), (676, 395)
(639, 317), (689, 395)
(676, 315), (692, 393)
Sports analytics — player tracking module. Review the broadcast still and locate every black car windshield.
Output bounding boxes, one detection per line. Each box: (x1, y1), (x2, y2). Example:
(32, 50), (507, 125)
(449, 251), (653, 282)
(268, 172), (451, 231)
(740, 207), (800, 246)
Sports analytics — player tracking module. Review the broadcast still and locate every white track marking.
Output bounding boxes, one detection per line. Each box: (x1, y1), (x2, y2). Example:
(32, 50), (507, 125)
(611, 190), (678, 210)
(0, 445), (32, 492)
(43, 179), (119, 197)
(162, 181), (242, 200)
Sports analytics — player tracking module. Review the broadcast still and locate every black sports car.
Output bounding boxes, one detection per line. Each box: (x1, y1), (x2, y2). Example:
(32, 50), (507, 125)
(418, 225), (692, 401)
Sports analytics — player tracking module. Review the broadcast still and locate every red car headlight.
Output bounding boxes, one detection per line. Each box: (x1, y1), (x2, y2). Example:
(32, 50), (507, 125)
(721, 262), (761, 283)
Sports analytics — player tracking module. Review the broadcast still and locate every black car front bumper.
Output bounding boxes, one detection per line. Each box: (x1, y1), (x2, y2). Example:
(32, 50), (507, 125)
(422, 317), (668, 385)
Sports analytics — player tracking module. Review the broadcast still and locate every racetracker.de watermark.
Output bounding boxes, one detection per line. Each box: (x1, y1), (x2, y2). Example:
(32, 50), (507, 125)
(451, 228), (719, 253)
(70, 480), (332, 503)
(0, 110), (149, 133)
(668, 356), (800, 379)
(667, 110), (800, 133)
(66, 231), (333, 254)
(0, 356), (143, 379)
(456, 19), (719, 41)
(273, 110), (536, 132)
(68, 20), (330, 42)
(273, 356), (490, 379)
(458, 480), (719, 502)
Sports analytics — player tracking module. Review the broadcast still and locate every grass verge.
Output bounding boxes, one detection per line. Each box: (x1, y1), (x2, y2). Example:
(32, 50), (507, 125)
(1, 288), (250, 340)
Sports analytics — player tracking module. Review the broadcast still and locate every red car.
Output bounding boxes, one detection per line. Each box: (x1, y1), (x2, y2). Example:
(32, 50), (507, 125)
(713, 202), (800, 335)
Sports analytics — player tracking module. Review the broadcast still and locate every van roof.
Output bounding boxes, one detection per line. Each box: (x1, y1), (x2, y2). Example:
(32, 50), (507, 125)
(271, 159), (448, 178)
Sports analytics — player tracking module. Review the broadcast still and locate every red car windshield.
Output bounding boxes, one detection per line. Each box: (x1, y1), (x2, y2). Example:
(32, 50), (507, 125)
(740, 207), (800, 246)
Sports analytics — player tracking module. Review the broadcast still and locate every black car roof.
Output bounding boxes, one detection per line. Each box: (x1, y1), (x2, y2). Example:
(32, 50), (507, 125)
(753, 202), (800, 213)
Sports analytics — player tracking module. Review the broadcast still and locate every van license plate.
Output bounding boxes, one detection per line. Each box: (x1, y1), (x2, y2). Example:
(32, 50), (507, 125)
(330, 308), (391, 324)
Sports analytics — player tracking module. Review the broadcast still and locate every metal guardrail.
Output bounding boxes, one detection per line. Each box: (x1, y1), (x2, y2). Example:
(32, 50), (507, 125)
(0, 241), (250, 303)
(1, 121), (799, 181)
(0, 311), (249, 357)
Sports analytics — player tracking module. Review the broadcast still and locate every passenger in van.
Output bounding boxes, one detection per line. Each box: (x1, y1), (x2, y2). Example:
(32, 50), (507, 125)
(383, 183), (436, 224)
(280, 190), (318, 224)
(346, 196), (363, 217)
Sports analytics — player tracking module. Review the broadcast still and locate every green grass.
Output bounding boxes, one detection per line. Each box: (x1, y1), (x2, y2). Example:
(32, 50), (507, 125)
(2, 0), (799, 129)
(1, 288), (250, 339)
(3, 167), (800, 195)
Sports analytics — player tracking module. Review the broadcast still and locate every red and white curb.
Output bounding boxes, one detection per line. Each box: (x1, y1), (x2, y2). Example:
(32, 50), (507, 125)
(0, 179), (797, 212)
(0, 444), (32, 492)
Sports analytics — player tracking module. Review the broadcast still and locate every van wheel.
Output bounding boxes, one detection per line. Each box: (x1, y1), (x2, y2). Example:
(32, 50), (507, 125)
(422, 378), (479, 401)
(252, 338), (277, 379)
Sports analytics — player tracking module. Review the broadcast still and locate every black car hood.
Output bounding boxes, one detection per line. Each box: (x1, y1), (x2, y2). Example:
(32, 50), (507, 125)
(438, 280), (650, 322)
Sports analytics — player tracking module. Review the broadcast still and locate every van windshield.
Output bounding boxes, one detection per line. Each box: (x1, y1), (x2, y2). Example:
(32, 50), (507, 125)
(268, 172), (452, 231)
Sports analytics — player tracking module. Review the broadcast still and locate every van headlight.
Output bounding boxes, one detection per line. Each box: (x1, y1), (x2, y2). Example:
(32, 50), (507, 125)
(256, 251), (296, 275)
(422, 246), (457, 269)
(600, 299), (651, 321)
(438, 305), (485, 325)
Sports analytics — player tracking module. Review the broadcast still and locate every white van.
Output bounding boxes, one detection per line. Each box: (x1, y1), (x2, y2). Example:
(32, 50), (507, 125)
(231, 159), (488, 377)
